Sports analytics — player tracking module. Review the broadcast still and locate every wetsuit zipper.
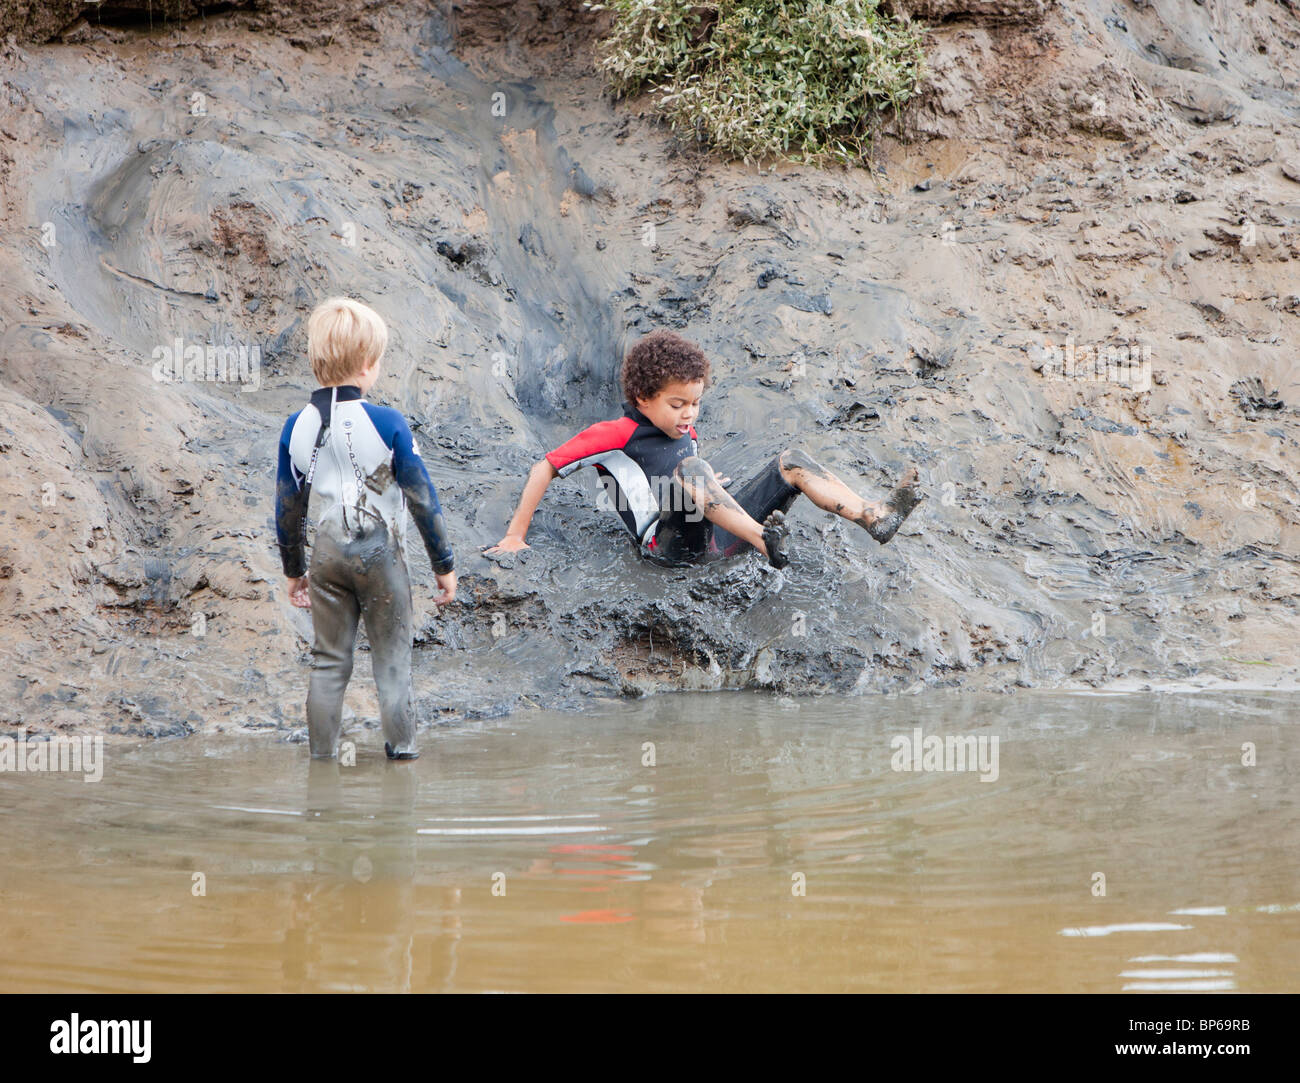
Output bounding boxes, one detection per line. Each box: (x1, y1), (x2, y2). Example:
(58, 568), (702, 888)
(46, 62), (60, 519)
(324, 387), (356, 532)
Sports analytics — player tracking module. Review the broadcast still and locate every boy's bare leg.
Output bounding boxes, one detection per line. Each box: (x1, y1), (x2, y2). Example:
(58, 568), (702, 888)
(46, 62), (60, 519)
(777, 448), (923, 544)
(674, 456), (790, 566)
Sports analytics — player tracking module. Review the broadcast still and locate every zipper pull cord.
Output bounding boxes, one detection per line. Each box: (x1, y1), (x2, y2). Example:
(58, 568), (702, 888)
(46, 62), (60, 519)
(331, 387), (352, 533)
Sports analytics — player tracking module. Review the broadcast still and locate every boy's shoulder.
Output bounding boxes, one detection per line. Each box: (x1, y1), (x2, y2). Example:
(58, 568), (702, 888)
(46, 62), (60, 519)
(546, 414), (640, 473)
(358, 398), (404, 421)
(556, 414), (639, 448)
(282, 392), (414, 446)
(357, 399), (414, 442)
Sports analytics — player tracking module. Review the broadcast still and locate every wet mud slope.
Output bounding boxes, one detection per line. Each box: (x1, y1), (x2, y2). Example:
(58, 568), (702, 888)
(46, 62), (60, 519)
(0, 0), (1297, 736)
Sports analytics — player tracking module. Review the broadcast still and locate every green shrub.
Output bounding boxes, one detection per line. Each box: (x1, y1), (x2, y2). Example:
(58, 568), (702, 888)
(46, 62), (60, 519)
(587, 0), (928, 163)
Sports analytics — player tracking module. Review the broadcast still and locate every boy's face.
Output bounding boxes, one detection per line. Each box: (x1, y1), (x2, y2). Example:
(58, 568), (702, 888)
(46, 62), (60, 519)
(637, 378), (703, 439)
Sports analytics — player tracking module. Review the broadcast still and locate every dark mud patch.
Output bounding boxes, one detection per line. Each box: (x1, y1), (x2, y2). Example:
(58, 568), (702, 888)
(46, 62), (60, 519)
(609, 627), (718, 693)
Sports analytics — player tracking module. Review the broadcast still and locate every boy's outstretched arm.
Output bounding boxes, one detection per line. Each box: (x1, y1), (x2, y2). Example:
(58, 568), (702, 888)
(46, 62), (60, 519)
(485, 459), (558, 554)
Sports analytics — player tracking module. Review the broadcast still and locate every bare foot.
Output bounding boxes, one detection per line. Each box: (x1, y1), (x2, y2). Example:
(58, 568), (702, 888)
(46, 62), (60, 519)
(863, 467), (923, 544)
(762, 510), (791, 568)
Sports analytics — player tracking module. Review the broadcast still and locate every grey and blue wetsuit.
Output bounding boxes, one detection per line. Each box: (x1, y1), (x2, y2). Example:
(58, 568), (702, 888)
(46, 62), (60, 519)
(275, 384), (454, 757)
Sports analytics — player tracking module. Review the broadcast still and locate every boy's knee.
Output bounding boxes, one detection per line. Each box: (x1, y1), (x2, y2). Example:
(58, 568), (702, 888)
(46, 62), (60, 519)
(377, 664), (409, 696)
(674, 455), (715, 483)
(314, 654), (353, 684)
(779, 447), (818, 473)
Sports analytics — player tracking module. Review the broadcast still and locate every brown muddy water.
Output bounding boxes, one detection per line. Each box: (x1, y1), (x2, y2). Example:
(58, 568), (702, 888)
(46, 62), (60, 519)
(0, 690), (1296, 993)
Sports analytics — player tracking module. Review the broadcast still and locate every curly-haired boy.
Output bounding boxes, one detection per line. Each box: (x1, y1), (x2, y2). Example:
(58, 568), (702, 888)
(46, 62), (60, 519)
(485, 330), (922, 567)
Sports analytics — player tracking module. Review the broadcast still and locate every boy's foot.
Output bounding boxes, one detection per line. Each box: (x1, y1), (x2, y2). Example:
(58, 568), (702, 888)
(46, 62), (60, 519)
(385, 741), (420, 761)
(762, 510), (791, 569)
(865, 467), (924, 545)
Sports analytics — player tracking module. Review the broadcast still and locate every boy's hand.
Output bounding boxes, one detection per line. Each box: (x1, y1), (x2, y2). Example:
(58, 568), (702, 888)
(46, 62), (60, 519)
(434, 570), (457, 607)
(287, 575), (311, 608)
(483, 534), (530, 555)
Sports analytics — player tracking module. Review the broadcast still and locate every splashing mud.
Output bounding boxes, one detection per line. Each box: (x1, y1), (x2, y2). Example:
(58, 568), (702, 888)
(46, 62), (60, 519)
(0, 0), (1296, 736)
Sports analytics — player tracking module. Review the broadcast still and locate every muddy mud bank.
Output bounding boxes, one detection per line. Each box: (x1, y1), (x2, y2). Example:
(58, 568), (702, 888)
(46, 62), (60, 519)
(0, 1), (1297, 736)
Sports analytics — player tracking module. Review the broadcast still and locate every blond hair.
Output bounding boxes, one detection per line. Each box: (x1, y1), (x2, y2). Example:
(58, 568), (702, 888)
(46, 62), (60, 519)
(307, 297), (388, 385)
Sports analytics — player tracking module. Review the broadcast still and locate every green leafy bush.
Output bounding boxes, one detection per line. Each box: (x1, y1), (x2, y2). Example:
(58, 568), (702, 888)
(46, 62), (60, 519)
(588, 0), (928, 163)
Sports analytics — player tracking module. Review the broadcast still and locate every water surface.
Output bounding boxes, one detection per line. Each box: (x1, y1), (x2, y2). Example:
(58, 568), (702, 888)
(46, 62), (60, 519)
(1, 691), (1295, 992)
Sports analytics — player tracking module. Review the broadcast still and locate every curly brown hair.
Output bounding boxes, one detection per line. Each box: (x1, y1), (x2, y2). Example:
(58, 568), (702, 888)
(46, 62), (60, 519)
(622, 330), (711, 406)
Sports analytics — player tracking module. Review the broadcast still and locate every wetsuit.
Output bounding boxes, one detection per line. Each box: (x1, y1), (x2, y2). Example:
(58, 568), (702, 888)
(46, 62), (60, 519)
(545, 403), (798, 565)
(275, 385), (453, 757)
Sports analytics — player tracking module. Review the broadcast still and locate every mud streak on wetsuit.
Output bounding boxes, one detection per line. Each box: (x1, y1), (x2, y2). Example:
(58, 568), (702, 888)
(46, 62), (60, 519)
(276, 385), (454, 578)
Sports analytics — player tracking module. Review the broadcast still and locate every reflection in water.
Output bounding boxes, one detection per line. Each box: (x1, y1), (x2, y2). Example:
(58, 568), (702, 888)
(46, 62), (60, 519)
(1121, 952), (1238, 993)
(0, 691), (1297, 992)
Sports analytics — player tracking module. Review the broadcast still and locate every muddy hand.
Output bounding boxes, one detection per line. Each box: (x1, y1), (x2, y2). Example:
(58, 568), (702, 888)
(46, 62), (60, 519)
(484, 535), (529, 556)
(288, 574), (311, 608)
(434, 570), (457, 606)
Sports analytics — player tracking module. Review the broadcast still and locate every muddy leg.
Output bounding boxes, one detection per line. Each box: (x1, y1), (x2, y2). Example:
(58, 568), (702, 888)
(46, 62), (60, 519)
(359, 544), (418, 758)
(306, 539), (360, 758)
(863, 466), (923, 544)
(777, 448), (923, 545)
(674, 456), (787, 567)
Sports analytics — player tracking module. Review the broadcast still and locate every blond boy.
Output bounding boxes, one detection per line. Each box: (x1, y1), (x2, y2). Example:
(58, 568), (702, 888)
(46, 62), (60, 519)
(275, 298), (456, 760)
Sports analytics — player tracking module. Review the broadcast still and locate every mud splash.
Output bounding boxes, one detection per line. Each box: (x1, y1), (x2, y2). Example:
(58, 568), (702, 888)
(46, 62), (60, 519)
(0, 0), (1297, 736)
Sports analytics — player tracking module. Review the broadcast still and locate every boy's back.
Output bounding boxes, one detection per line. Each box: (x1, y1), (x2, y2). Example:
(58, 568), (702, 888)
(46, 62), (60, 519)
(274, 298), (455, 761)
(276, 384), (454, 576)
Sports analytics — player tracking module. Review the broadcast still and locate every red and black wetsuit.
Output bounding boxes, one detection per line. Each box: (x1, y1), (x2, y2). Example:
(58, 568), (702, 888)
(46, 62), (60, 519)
(545, 404), (798, 565)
